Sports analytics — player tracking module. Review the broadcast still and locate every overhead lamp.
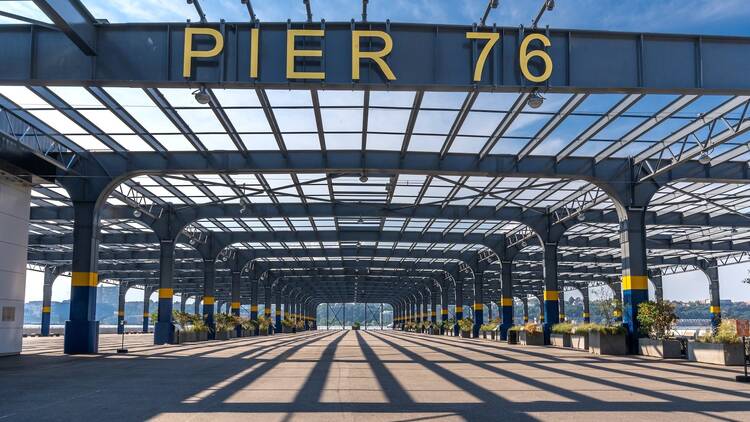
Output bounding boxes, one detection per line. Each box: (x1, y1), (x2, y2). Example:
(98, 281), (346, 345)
(577, 212), (586, 222)
(546, 0), (555, 11)
(527, 92), (545, 109)
(189, 238), (197, 246)
(521, 240), (528, 248)
(193, 86), (211, 105)
(698, 150), (711, 165)
(359, 173), (369, 183)
(132, 208), (142, 218)
(222, 255), (228, 262)
(240, 202), (247, 215)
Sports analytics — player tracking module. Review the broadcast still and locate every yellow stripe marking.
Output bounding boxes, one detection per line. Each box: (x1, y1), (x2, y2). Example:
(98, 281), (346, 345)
(71, 272), (98, 287)
(251, 305), (258, 312)
(622, 275), (648, 290)
(158, 288), (174, 299)
(710, 306), (721, 314)
(543, 290), (559, 301)
(42, 306), (51, 313)
(501, 297), (513, 306)
(231, 302), (240, 309)
(473, 303), (483, 310)
(203, 296), (215, 305)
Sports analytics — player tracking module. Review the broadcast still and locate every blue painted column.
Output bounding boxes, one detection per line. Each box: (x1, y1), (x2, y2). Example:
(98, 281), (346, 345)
(582, 286), (591, 323)
(202, 260), (216, 340)
(231, 269), (242, 337)
(542, 243), (560, 344)
(499, 261), (513, 340)
(117, 282), (127, 334)
(274, 290), (282, 334)
(702, 260), (722, 333)
(41, 266), (58, 336)
(431, 290), (439, 323)
(154, 239), (176, 344)
(558, 283), (566, 323)
(620, 208), (649, 353)
(194, 295), (201, 315)
(454, 282), (463, 336)
(142, 286), (152, 333)
(64, 201), (101, 354)
(264, 285), (272, 334)
(250, 278), (259, 334)
(473, 272), (484, 338)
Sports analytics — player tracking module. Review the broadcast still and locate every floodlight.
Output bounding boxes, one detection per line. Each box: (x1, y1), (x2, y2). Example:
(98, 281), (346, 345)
(527, 92), (544, 109)
(546, 0), (555, 11)
(577, 212), (586, 222)
(698, 150), (711, 165)
(193, 86), (211, 104)
(359, 173), (369, 183)
(133, 208), (142, 218)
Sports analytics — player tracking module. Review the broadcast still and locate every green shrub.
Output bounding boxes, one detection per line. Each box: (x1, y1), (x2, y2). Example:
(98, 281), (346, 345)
(637, 301), (678, 339)
(480, 322), (497, 332)
(352, 321), (361, 329)
(572, 323), (626, 335)
(508, 325), (522, 332)
(458, 317), (474, 332)
(699, 320), (740, 344)
(551, 322), (573, 334)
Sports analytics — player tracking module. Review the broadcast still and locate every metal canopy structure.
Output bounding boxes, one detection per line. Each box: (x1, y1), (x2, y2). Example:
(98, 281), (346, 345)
(1, 0), (749, 353)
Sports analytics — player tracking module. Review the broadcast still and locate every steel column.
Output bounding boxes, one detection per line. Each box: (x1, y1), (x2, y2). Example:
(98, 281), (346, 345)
(543, 242), (560, 344)
(63, 201), (100, 354)
(154, 239), (176, 344)
(41, 267), (58, 336)
(202, 260), (216, 340)
(117, 282), (127, 335)
(473, 273), (484, 338)
(522, 297), (529, 324)
(275, 289), (282, 333)
(582, 286), (591, 323)
(142, 286), (152, 333)
(454, 282), (463, 336)
(231, 270), (241, 337)
(702, 260), (722, 332)
(621, 208), (649, 352)
(650, 269), (664, 302)
(500, 261), (513, 340)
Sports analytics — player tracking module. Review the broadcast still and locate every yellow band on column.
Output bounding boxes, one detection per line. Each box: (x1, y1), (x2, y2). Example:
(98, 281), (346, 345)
(71, 272), (98, 287)
(431, 311), (436, 316)
(622, 275), (648, 290)
(265, 309), (271, 315)
(159, 288), (174, 299)
(42, 306), (51, 313)
(203, 296), (215, 305)
(117, 311), (124, 316)
(231, 302), (240, 310)
(143, 312), (149, 317)
(613, 309), (622, 317)
(539, 315), (544, 321)
(543, 290), (558, 301)
(441, 309), (448, 315)
(710, 306), (721, 314)
(583, 312), (590, 318)
(473, 303), (483, 310)
(251, 305), (258, 312)
(276, 309), (281, 315)
(501, 298), (513, 306)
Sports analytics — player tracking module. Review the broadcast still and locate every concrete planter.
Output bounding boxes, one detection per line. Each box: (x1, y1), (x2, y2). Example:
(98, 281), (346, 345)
(571, 333), (589, 350)
(639, 338), (683, 359)
(460, 331), (472, 338)
(215, 330), (234, 341)
(481, 331), (497, 340)
(688, 341), (745, 366)
(176, 330), (196, 344)
(282, 326), (295, 333)
(550, 333), (572, 348)
(589, 331), (627, 355)
(507, 330), (518, 345)
(519, 331), (544, 346)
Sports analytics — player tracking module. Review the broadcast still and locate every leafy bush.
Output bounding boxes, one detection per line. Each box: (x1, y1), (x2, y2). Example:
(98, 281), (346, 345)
(522, 323), (542, 333)
(508, 325), (522, 332)
(637, 301), (678, 339)
(551, 322), (574, 334)
(352, 321), (361, 329)
(458, 317), (474, 333)
(257, 316), (272, 331)
(699, 319), (740, 344)
(241, 317), (257, 331)
(480, 322), (498, 332)
(215, 313), (240, 332)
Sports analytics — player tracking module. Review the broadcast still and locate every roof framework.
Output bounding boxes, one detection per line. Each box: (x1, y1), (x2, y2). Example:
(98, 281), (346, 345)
(2, 0), (750, 311)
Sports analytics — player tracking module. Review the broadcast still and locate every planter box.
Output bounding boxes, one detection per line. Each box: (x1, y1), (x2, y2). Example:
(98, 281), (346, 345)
(688, 341), (745, 366)
(176, 330), (197, 344)
(507, 331), (518, 345)
(571, 333), (589, 350)
(589, 331), (627, 355)
(639, 338), (683, 359)
(460, 331), (472, 338)
(481, 331), (497, 340)
(282, 326), (295, 333)
(215, 330), (233, 341)
(352, 326), (360, 330)
(551, 333), (572, 348)
(519, 331), (544, 346)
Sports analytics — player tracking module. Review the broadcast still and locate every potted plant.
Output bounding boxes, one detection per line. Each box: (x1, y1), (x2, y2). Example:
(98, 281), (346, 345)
(571, 324), (591, 350)
(688, 320), (745, 366)
(431, 320), (443, 335)
(192, 318), (209, 342)
(507, 326), (520, 344)
(550, 322), (573, 348)
(241, 318), (257, 337)
(295, 319), (305, 332)
(443, 318), (455, 336)
(588, 324), (627, 355)
(458, 318), (474, 338)
(258, 316), (271, 336)
(352, 321), (361, 330)
(480, 319), (498, 340)
(214, 313), (238, 340)
(281, 317), (295, 333)
(519, 323), (544, 346)
(636, 301), (682, 358)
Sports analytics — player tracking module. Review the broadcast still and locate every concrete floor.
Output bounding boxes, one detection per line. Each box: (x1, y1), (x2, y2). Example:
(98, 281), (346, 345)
(1, 331), (750, 421)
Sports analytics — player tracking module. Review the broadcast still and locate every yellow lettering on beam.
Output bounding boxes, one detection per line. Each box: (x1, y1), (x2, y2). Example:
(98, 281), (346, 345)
(250, 28), (260, 78)
(352, 30), (396, 81)
(183, 27), (225, 78)
(286, 29), (325, 79)
(466, 32), (500, 81)
(519, 33), (553, 83)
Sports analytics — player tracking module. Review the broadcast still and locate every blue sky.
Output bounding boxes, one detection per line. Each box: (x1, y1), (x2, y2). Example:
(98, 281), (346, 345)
(8, 0), (750, 303)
